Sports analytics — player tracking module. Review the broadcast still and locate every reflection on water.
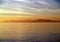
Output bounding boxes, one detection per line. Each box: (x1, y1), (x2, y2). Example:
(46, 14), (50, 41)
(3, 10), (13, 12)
(0, 23), (60, 42)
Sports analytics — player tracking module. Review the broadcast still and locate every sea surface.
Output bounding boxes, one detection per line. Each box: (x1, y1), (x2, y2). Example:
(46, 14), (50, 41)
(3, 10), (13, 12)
(0, 23), (60, 42)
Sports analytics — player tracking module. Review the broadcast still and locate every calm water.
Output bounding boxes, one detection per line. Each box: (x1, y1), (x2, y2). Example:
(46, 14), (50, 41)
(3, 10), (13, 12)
(0, 23), (60, 42)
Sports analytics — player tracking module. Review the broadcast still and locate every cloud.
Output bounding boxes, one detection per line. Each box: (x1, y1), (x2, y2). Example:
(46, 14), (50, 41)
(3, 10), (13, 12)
(0, 0), (60, 15)
(54, 0), (60, 4)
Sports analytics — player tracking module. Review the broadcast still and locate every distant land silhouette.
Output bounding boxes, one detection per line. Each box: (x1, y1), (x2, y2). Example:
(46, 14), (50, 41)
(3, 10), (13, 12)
(2, 19), (60, 23)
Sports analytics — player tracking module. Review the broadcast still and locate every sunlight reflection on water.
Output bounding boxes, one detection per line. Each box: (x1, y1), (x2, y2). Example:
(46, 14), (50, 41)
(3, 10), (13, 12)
(0, 23), (60, 42)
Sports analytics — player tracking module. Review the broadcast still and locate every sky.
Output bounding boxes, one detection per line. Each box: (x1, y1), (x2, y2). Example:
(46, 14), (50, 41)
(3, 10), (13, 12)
(0, 0), (60, 39)
(0, 0), (60, 18)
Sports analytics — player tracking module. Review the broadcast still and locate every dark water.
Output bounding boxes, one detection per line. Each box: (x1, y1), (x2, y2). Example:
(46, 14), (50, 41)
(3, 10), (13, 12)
(0, 23), (60, 42)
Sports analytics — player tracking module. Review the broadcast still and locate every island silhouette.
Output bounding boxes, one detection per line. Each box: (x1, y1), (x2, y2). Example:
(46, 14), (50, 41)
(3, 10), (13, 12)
(2, 19), (60, 23)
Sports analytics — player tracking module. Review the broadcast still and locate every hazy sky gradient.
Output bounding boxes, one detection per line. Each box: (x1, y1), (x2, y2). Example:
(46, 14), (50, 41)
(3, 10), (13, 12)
(0, 0), (60, 15)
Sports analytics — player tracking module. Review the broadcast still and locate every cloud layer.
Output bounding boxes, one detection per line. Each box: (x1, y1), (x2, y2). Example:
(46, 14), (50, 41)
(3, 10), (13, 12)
(0, 0), (60, 15)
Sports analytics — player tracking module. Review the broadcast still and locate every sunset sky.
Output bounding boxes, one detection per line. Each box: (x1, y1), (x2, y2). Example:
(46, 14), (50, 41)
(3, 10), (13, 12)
(0, 0), (60, 20)
(0, 0), (60, 40)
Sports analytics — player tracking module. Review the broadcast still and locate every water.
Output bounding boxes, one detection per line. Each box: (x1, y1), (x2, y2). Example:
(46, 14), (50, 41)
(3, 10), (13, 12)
(0, 23), (60, 42)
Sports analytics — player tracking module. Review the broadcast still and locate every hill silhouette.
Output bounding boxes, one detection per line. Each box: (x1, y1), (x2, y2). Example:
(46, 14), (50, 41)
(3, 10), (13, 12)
(2, 19), (60, 23)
